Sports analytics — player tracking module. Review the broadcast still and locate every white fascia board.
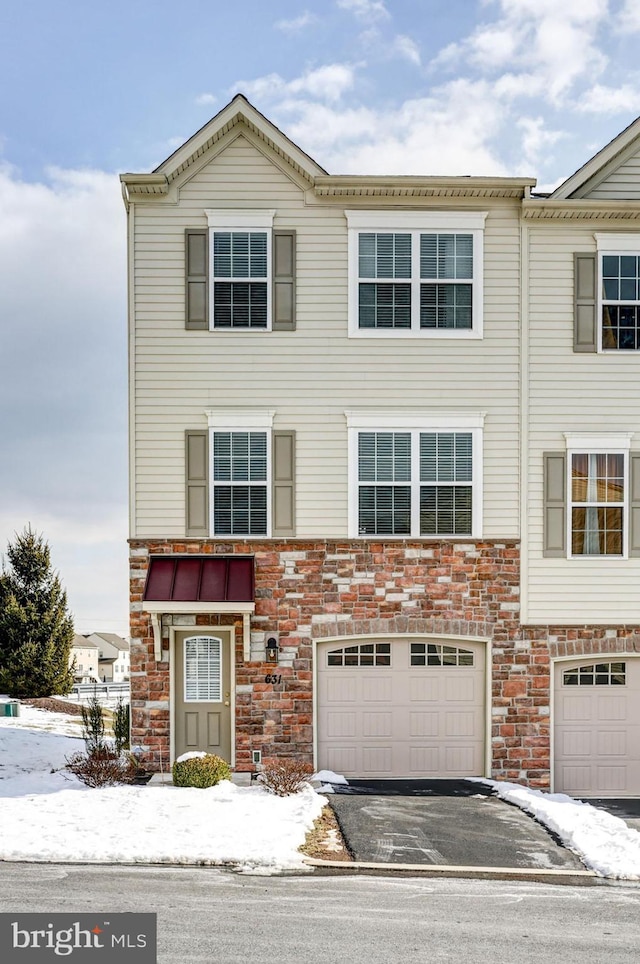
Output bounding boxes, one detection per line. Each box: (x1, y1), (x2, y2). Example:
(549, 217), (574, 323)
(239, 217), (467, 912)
(345, 411), (487, 429)
(206, 409), (276, 429)
(142, 602), (255, 614)
(205, 210), (276, 229)
(345, 210), (488, 230)
(563, 432), (633, 451)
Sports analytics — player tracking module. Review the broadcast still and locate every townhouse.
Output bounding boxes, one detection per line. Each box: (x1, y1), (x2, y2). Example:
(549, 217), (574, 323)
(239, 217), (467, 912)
(121, 97), (640, 795)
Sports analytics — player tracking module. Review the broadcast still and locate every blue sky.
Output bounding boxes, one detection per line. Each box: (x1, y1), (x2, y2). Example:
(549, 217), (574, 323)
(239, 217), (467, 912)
(1, 0), (640, 637)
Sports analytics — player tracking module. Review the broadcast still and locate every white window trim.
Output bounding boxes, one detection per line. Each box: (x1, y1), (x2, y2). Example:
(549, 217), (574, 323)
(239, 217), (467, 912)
(346, 210), (486, 340)
(594, 233), (640, 353)
(183, 635), (223, 703)
(346, 411), (485, 538)
(205, 210), (276, 333)
(207, 409), (275, 538)
(564, 433), (633, 560)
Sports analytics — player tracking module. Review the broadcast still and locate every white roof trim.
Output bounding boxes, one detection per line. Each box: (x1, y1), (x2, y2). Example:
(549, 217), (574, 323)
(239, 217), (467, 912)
(153, 95), (326, 182)
(551, 116), (640, 200)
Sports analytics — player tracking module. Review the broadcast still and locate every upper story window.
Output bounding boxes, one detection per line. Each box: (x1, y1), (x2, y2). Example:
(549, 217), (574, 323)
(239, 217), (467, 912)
(595, 234), (640, 351)
(208, 410), (275, 537)
(565, 434), (631, 559)
(601, 254), (640, 349)
(570, 451), (626, 557)
(346, 412), (484, 538)
(213, 231), (268, 329)
(205, 211), (274, 331)
(347, 211), (486, 339)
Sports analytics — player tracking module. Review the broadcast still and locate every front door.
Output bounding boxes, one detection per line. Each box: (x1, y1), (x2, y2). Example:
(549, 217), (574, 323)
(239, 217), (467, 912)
(174, 629), (233, 763)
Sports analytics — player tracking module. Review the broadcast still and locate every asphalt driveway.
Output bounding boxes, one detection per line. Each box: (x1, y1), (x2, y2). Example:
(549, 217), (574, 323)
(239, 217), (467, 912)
(328, 780), (585, 870)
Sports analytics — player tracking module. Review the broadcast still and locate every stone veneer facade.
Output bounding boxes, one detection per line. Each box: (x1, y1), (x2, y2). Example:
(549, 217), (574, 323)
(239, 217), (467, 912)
(129, 538), (640, 788)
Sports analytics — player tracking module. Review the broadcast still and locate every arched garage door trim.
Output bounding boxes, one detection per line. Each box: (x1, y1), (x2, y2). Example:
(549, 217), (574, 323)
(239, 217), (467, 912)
(313, 633), (491, 779)
(552, 653), (640, 797)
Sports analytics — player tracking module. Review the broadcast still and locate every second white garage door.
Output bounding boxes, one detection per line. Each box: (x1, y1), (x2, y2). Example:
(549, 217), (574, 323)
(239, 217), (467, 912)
(554, 657), (640, 797)
(317, 638), (486, 779)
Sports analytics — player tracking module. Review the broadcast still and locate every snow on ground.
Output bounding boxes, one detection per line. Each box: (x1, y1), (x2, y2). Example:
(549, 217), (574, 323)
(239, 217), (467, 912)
(0, 705), (325, 873)
(3, 704), (639, 878)
(476, 779), (640, 880)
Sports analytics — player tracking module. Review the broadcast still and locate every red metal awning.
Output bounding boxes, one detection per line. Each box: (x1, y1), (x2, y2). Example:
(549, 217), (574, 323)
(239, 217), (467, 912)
(144, 556), (254, 603)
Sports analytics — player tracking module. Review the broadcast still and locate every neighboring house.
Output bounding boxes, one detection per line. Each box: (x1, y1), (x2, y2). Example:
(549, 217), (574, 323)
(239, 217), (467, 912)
(84, 633), (131, 683)
(121, 95), (640, 796)
(70, 634), (100, 684)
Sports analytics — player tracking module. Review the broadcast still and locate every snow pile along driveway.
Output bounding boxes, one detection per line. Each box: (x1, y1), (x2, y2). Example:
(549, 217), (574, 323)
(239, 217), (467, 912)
(0, 705), (325, 872)
(480, 779), (640, 880)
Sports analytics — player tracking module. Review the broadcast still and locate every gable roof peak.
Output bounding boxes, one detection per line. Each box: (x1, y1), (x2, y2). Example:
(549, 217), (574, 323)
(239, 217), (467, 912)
(551, 114), (640, 200)
(152, 93), (327, 183)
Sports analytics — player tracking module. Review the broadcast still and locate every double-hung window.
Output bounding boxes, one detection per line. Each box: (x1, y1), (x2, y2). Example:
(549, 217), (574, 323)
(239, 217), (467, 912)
(596, 234), (640, 351)
(347, 413), (484, 538)
(208, 411), (274, 537)
(564, 434), (631, 558)
(347, 211), (486, 338)
(206, 211), (274, 331)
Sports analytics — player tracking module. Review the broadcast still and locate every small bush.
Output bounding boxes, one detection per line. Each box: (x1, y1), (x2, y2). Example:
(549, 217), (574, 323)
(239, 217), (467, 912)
(172, 753), (231, 788)
(112, 698), (130, 754)
(66, 748), (136, 788)
(258, 758), (314, 796)
(81, 696), (106, 756)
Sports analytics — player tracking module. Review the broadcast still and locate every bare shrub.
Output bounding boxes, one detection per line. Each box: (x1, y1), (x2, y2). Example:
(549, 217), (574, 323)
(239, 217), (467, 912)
(66, 748), (136, 788)
(258, 758), (314, 796)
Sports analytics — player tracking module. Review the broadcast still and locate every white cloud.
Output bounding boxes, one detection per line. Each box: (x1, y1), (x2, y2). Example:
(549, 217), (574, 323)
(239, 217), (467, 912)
(577, 83), (640, 115)
(195, 93), (217, 107)
(618, 0), (640, 32)
(392, 34), (421, 67)
(276, 77), (509, 175)
(432, 0), (609, 104)
(235, 64), (356, 104)
(275, 11), (318, 32)
(337, 0), (390, 21)
(516, 116), (565, 168)
(0, 165), (129, 637)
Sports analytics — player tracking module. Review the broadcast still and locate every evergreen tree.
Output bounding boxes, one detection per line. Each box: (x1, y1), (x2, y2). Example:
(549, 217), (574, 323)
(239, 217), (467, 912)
(0, 527), (75, 697)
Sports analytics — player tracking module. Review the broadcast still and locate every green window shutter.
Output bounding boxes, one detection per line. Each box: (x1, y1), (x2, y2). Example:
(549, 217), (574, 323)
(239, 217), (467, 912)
(543, 452), (566, 557)
(272, 430), (296, 536)
(185, 430), (209, 537)
(629, 453), (640, 557)
(273, 231), (296, 331)
(185, 229), (209, 330)
(574, 253), (597, 353)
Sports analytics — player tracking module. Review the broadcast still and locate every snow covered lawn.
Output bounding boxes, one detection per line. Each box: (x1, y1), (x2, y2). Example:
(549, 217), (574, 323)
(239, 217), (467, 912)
(0, 705), (325, 873)
(476, 779), (640, 880)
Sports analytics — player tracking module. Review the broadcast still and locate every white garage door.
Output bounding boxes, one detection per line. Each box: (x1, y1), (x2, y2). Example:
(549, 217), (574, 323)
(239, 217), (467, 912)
(554, 657), (640, 797)
(317, 638), (486, 779)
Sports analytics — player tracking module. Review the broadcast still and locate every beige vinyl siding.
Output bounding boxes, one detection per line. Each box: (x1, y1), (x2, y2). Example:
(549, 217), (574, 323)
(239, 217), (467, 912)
(132, 131), (522, 539)
(580, 148), (640, 200)
(525, 221), (640, 623)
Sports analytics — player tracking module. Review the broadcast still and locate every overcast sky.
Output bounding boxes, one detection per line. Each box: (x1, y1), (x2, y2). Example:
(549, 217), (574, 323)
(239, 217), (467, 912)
(1, 0), (639, 637)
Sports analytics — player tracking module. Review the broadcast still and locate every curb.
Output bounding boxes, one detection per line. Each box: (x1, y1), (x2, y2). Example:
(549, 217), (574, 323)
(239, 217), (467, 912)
(302, 856), (604, 886)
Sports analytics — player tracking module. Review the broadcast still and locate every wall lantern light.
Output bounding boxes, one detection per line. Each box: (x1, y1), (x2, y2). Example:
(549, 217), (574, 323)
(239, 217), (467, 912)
(265, 636), (279, 663)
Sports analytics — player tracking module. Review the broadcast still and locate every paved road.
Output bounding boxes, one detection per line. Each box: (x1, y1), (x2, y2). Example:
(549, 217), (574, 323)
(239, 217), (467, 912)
(0, 864), (639, 964)
(329, 793), (585, 869)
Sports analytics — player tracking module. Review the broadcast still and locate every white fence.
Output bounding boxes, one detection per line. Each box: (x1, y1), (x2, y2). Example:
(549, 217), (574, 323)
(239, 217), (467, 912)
(70, 682), (130, 702)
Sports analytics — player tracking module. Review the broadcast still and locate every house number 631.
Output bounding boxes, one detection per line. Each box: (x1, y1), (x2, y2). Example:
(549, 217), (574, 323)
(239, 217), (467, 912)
(264, 674), (282, 684)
